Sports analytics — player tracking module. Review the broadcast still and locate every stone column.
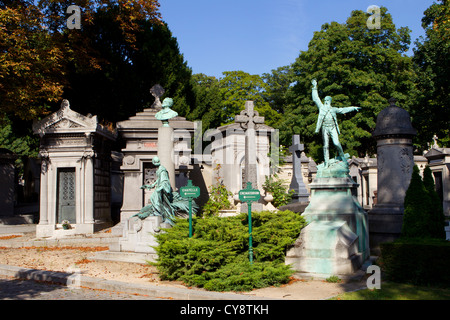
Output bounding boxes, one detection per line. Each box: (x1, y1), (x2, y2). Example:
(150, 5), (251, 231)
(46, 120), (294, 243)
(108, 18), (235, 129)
(369, 98), (417, 252)
(36, 153), (54, 238)
(84, 151), (95, 224)
(38, 158), (49, 225)
(157, 126), (176, 189)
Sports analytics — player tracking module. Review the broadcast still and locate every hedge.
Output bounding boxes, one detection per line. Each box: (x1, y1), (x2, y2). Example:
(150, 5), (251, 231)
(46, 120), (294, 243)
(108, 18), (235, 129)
(379, 238), (450, 287)
(152, 210), (307, 292)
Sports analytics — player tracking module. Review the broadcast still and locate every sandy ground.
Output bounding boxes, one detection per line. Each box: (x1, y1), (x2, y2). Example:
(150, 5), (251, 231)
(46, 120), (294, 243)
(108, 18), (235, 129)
(0, 234), (368, 300)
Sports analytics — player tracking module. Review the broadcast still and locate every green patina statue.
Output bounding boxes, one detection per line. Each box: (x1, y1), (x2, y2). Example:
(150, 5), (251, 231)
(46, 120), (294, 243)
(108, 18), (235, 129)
(155, 98), (178, 127)
(134, 156), (198, 226)
(311, 79), (360, 168)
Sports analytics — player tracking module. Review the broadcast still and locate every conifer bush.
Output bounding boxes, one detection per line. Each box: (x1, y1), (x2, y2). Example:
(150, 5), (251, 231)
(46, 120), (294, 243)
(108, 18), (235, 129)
(382, 166), (448, 286)
(152, 210), (307, 292)
(402, 165), (431, 238)
(402, 165), (446, 239)
(422, 166), (446, 239)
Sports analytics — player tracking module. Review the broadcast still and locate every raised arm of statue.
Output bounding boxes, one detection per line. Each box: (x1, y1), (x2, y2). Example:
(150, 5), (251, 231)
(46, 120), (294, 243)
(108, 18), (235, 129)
(336, 106), (361, 114)
(311, 79), (322, 108)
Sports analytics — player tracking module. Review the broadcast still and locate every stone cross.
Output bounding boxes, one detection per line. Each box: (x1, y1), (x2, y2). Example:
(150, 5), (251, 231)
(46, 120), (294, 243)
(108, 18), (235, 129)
(150, 84), (165, 109)
(289, 134), (309, 202)
(235, 101), (264, 189)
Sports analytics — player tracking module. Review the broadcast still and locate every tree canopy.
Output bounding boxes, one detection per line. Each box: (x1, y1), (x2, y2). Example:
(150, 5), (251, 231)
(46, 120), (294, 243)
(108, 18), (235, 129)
(189, 70), (281, 133)
(0, 1), (65, 120)
(1, 1), (448, 164)
(412, 0), (450, 149)
(0, 0), (195, 124)
(277, 7), (418, 161)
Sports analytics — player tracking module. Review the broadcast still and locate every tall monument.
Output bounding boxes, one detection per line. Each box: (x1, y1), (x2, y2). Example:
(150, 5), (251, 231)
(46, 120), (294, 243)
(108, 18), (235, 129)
(156, 97), (178, 189)
(286, 79), (369, 277)
(369, 98), (417, 253)
(114, 85), (194, 234)
(235, 101), (265, 212)
(288, 134), (309, 203)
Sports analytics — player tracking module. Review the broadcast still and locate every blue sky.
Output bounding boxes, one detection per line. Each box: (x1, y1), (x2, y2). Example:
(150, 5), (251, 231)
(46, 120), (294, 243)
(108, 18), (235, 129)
(159, 0), (435, 79)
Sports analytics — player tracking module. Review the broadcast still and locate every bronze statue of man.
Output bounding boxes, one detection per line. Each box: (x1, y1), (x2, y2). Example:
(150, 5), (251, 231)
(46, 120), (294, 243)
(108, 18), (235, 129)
(311, 79), (360, 167)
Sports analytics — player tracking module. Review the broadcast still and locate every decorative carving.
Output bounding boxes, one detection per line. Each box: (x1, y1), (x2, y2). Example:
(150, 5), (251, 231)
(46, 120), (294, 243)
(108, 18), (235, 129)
(39, 149), (50, 174)
(33, 99), (99, 137)
(47, 119), (83, 129)
(150, 84), (165, 109)
(60, 170), (75, 201)
(399, 148), (412, 174)
(82, 150), (95, 159)
(144, 167), (157, 185)
(123, 155), (135, 166)
(378, 150), (385, 173)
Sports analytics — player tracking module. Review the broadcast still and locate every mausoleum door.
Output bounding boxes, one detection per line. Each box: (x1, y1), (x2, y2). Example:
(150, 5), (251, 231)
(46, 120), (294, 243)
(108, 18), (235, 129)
(56, 168), (76, 224)
(433, 171), (444, 202)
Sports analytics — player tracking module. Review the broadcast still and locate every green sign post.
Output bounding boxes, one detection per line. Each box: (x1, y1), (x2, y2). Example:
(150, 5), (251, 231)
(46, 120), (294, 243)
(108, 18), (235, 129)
(180, 180), (200, 238)
(238, 182), (261, 264)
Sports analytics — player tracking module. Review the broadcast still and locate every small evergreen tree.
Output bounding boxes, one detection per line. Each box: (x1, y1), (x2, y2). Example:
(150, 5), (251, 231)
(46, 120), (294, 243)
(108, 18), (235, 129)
(422, 166), (446, 239)
(402, 165), (431, 238)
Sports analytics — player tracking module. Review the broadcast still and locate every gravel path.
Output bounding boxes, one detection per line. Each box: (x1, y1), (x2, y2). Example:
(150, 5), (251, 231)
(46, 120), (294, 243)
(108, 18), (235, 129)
(0, 232), (369, 300)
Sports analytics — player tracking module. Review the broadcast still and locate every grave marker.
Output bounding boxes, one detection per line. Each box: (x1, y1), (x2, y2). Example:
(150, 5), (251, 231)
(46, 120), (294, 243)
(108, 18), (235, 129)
(235, 101), (264, 189)
(289, 134), (309, 202)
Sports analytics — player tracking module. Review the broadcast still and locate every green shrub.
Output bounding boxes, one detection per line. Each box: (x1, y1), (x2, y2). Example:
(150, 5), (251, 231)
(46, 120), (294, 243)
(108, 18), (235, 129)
(202, 259), (294, 292)
(380, 238), (450, 287)
(422, 166), (446, 239)
(402, 165), (446, 239)
(202, 164), (233, 217)
(262, 175), (295, 208)
(402, 166), (432, 238)
(325, 275), (341, 283)
(153, 210), (307, 292)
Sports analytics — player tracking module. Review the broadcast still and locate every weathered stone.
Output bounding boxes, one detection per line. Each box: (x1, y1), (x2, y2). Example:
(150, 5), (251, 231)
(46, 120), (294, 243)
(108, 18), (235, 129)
(32, 100), (117, 238)
(288, 135), (309, 203)
(369, 98), (417, 252)
(114, 89), (194, 234)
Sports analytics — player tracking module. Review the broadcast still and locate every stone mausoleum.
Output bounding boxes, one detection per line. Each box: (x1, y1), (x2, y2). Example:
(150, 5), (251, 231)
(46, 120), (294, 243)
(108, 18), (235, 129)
(32, 100), (117, 238)
(113, 100), (195, 234)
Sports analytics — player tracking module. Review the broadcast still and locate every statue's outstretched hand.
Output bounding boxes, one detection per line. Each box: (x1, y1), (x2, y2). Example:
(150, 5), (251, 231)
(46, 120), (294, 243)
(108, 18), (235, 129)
(311, 79), (317, 88)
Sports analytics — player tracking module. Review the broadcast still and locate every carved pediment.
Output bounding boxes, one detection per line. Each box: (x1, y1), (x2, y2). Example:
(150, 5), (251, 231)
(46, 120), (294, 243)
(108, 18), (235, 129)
(47, 118), (84, 129)
(33, 99), (98, 136)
